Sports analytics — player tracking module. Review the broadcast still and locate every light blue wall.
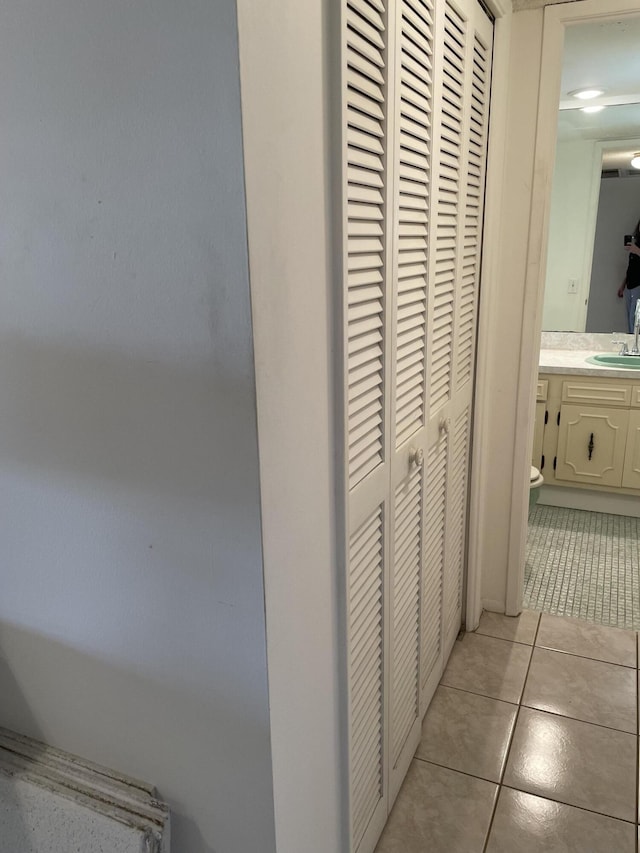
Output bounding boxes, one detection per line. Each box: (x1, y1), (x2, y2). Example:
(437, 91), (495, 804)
(0, 1), (275, 851)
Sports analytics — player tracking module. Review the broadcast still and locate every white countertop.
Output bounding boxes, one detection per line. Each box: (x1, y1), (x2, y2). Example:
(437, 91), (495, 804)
(538, 333), (640, 378)
(538, 348), (640, 378)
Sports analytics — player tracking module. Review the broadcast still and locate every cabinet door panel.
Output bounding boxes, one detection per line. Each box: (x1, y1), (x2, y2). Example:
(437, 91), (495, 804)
(622, 410), (640, 489)
(556, 404), (628, 487)
(532, 401), (545, 469)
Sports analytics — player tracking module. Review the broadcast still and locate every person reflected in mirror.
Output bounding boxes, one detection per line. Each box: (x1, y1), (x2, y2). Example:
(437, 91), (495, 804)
(618, 219), (640, 333)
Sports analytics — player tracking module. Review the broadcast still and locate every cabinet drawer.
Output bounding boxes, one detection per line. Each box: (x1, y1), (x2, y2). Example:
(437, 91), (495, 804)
(561, 380), (631, 407)
(536, 380), (548, 402)
(631, 386), (640, 408)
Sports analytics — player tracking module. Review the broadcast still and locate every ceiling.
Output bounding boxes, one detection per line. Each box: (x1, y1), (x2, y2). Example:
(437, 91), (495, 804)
(556, 14), (640, 169)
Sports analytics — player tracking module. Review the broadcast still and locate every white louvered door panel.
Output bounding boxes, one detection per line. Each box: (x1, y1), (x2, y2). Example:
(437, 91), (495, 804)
(342, 2), (392, 851)
(389, 468), (422, 761)
(345, 0), (388, 492)
(426, 0), (493, 662)
(420, 425), (447, 709)
(427, 0), (464, 421)
(341, 0), (493, 850)
(455, 22), (491, 393)
(348, 507), (386, 851)
(386, 0), (435, 806)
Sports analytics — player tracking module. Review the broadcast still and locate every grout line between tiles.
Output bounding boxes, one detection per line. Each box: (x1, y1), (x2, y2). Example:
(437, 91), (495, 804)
(436, 681), (519, 706)
(470, 631), (538, 649)
(498, 784), (638, 826)
(413, 755), (500, 786)
(532, 643), (636, 670)
(481, 613), (541, 853)
(438, 682), (521, 705)
(435, 682), (518, 706)
(518, 702), (637, 737)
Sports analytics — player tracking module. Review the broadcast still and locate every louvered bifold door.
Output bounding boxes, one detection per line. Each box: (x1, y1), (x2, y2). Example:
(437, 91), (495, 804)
(342, 2), (392, 852)
(426, 0), (493, 661)
(387, 0), (435, 806)
(341, 0), (493, 849)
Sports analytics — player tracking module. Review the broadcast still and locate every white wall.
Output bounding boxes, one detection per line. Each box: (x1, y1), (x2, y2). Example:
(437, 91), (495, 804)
(586, 176), (640, 333)
(237, 1), (344, 851)
(0, 2), (276, 852)
(543, 139), (599, 331)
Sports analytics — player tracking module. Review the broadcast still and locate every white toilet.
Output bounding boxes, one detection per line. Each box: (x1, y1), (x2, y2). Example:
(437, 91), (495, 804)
(529, 465), (544, 509)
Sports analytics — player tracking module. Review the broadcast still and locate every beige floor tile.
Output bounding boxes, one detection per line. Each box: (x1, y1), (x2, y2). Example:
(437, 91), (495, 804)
(522, 647), (637, 733)
(476, 609), (540, 645)
(486, 788), (636, 853)
(374, 760), (497, 853)
(441, 633), (532, 704)
(415, 686), (517, 782)
(503, 707), (636, 822)
(536, 613), (636, 667)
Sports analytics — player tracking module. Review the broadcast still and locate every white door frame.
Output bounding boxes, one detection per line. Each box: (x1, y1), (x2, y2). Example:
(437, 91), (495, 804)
(491, 0), (640, 620)
(465, 0), (512, 627)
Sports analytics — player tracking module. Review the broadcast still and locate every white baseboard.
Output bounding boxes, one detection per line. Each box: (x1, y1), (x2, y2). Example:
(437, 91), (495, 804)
(537, 485), (640, 518)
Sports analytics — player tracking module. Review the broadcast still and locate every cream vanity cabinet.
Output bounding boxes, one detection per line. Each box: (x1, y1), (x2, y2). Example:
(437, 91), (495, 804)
(537, 374), (640, 493)
(623, 399), (640, 489)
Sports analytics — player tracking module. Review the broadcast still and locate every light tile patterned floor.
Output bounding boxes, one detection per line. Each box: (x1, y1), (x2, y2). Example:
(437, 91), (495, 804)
(524, 505), (640, 629)
(375, 611), (639, 853)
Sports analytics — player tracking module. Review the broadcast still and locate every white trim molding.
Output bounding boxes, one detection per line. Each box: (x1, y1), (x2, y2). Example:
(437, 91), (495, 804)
(466, 3), (513, 628)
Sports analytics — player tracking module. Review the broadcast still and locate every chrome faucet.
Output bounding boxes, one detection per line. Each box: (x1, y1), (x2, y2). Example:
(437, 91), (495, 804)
(613, 303), (640, 355)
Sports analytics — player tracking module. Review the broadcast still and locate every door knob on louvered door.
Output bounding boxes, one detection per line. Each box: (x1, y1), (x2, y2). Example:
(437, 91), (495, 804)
(409, 447), (424, 469)
(439, 417), (450, 435)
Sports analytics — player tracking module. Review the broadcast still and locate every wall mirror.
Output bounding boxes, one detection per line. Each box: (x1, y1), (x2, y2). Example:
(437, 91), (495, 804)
(542, 16), (640, 333)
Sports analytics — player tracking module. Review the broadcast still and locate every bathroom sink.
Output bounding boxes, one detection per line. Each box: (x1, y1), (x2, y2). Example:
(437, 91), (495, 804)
(587, 354), (640, 369)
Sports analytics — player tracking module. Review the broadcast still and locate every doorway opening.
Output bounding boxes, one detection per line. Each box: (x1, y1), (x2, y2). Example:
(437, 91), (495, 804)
(520, 3), (640, 630)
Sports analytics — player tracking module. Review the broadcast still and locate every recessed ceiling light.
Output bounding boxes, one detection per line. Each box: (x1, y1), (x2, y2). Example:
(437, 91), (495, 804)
(581, 105), (605, 114)
(569, 88), (604, 100)
(631, 153), (640, 170)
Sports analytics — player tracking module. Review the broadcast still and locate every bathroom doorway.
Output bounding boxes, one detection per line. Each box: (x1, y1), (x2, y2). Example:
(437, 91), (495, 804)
(524, 7), (640, 630)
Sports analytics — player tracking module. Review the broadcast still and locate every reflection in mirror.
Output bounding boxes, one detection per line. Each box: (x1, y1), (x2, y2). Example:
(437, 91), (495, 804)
(541, 17), (640, 333)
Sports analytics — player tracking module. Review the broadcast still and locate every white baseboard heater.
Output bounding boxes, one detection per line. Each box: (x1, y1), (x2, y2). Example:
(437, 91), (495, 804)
(0, 727), (170, 852)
